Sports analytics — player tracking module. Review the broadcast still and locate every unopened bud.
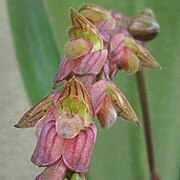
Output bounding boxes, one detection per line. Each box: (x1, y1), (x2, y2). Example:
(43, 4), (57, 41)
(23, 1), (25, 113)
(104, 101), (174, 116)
(128, 8), (160, 41)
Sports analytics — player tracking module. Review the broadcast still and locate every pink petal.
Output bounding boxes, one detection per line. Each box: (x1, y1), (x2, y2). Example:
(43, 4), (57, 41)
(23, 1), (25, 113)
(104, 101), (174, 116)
(76, 74), (96, 91)
(90, 80), (106, 116)
(31, 120), (64, 167)
(110, 33), (124, 59)
(96, 18), (116, 32)
(53, 57), (78, 88)
(73, 49), (108, 75)
(62, 123), (97, 173)
(52, 92), (61, 107)
(97, 95), (117, 129)
(35, 160), (67, 180)
(34, 109), (54, 138)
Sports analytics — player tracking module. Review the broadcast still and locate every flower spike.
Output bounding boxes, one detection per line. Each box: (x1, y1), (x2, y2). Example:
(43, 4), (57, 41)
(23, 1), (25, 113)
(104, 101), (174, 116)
(15, 4), (161, 179)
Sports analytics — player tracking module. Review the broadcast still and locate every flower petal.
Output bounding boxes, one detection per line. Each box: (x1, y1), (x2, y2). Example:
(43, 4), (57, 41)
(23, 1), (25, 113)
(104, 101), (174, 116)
(119, 47), (140, 74)
(56, 113), (85, 139)
(31, 120), (64, 167)
(53, 57), (78, 89)
(124, 37), (161, 68)
(62, 123), (97, 173)
(35, 160), (67, 180)
(15, 93), (55, 128)
(73, 49), (108, 75)
(107, 82), (141, 126)
(64, 38), (93, 59)
(52, 92), (61, 107)
(34, 109), (54, 138)
(76, 74), (96, 91)
(97, 95), (117, 129)
(96, 18), (116, 32)
(90, 80), (106, 116)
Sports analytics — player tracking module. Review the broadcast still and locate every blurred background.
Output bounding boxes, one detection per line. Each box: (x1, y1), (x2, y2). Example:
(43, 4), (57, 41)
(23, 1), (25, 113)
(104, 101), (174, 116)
(0, 0), (180, 179)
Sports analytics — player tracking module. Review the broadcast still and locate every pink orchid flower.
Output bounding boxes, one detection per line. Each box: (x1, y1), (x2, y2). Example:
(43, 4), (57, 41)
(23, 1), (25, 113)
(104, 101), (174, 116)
(15, 78), (96, 179)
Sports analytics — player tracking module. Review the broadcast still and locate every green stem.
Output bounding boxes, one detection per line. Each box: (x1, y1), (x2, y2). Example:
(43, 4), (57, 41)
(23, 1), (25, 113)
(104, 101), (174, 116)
(136, 71), (159, 180)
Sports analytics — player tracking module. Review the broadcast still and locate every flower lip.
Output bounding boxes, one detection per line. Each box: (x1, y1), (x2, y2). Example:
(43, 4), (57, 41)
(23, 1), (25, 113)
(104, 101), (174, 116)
(55, 113), (85, 139)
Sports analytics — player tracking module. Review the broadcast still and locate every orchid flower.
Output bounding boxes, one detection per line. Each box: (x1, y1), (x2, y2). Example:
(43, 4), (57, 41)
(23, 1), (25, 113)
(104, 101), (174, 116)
(16, 77), (96, 179)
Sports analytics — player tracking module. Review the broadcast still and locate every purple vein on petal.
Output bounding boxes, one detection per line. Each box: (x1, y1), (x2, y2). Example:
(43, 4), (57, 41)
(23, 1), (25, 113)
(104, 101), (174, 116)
(110, 40), (124, 58)
(62, 123), (96, 173)
(76, 131), (87, 165)
(32, 120), (63, 167)
(74, 79), (78, 96)
(90, 80), (106, 116)
(86, 50), (102, 72)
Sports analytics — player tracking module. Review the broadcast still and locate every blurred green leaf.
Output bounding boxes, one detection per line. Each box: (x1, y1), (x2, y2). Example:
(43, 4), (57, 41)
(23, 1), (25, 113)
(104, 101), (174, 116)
(8, 0), (180, 180)
(7, 0), (60, 104)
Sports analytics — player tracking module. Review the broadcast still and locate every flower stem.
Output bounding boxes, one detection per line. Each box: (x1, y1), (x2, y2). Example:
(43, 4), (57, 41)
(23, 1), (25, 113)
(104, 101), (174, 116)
(136, 71), (160, 180)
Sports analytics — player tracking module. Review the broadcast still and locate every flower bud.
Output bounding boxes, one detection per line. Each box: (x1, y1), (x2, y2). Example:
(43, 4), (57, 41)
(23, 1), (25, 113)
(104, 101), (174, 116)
(128, 8), (160, 41)
(79, 4), (112, 24)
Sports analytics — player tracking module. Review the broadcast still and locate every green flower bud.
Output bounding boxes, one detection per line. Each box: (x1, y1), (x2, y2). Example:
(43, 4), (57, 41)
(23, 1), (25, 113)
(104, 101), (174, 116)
(128, 8), (160, 41)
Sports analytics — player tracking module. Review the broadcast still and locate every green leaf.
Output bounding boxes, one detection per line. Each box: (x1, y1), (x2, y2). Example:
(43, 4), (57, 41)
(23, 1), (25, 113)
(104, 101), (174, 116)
(8, 0), (180, 180)
(7, 0), (60, 104)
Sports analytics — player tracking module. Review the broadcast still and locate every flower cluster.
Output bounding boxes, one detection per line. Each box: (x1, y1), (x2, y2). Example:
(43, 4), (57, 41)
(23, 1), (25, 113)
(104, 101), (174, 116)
(15, 4), (160, 180)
